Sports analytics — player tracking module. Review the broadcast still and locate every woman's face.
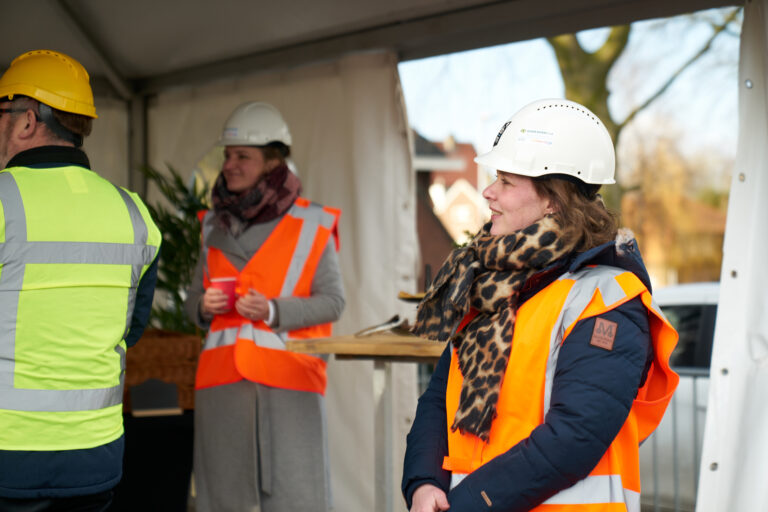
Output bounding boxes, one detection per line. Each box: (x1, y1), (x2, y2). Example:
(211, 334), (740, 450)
(482, 171), (552, 235)
(221, 146), (276, 193)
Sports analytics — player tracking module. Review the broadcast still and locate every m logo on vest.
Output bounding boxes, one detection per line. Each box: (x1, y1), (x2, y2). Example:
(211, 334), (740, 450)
(590, 318), (617, 351)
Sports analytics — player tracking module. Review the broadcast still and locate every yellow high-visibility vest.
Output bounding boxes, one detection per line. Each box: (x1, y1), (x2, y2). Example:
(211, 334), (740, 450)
(0, 164), (161, 451)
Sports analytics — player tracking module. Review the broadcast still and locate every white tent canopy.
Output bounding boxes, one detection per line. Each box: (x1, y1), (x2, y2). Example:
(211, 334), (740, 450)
(3, 1), (762, 511)
(2, 0), (738, 192)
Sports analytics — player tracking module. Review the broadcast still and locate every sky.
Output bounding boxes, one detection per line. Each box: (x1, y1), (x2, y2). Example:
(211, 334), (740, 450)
(397, 7), (741, 186)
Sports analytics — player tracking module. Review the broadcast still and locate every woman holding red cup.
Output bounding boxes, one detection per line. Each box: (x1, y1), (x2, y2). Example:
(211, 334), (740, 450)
(184, 102), (345, 512)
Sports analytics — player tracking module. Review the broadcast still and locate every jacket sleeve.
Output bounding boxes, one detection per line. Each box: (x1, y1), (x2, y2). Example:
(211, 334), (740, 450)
(401, 343), (453, 508)
(125, 254), (160, 347)
(271, 240), (346, 332)
(446, 297), (652, 511)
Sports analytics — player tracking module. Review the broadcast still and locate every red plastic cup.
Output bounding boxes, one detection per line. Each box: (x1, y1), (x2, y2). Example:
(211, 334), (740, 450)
(210, 277), (237, 309)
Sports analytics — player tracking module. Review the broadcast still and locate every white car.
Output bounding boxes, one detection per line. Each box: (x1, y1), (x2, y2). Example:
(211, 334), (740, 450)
(639, 282), (719, 512)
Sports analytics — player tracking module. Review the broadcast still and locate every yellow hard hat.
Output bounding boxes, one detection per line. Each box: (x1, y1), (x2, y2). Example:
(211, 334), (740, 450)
(0, 49), (97, 118)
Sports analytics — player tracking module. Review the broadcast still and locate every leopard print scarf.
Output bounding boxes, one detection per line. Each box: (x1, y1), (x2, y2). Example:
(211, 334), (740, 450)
(413, 215), (575, 440)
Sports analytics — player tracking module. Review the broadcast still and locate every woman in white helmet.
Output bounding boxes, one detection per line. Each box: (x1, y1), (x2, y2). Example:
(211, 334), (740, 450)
(184, 102), (344, 512)
(402, 99), (679, 512)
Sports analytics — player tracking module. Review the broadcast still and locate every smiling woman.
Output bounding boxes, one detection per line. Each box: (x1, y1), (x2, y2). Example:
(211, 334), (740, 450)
(183, 101), (345, 512)
(403, 98), (680, 512)
(220, 146), (276, 193)
(482, 171), (551, 235)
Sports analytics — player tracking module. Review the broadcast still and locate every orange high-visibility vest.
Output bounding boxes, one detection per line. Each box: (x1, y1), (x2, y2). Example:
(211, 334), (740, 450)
(443, 266), (679, 512)
(195, 197), (341, 394)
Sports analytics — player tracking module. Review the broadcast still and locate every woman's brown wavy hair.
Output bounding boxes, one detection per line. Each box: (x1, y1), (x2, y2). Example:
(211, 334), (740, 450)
(532, 177), (618, 252)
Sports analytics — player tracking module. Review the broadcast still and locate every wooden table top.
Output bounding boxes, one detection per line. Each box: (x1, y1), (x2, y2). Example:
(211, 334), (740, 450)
(286, 332), (445, 363)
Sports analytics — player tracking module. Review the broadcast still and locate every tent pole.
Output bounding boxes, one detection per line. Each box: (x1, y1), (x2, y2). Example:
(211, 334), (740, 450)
(128, 95), (149, 198)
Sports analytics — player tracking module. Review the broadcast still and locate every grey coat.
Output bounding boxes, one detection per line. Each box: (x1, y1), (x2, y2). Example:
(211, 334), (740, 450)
(185, 209), (345, 512)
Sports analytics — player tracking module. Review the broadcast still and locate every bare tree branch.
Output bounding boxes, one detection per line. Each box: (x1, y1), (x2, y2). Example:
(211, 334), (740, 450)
(617, 7), (740, 134)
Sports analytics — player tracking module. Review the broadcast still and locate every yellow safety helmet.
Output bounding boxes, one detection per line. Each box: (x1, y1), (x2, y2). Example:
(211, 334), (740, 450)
(0, 49), (97, 118)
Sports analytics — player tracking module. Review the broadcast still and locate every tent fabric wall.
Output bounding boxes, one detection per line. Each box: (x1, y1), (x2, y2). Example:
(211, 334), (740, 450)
(146, 50), (419, 511)
(83, 97), (130, 188)
(696, 2), (768, 510)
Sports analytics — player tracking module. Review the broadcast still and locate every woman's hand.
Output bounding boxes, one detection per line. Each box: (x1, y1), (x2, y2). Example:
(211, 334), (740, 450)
(235, 289), (271, 322)
(411, 484), (450, 512)
(201, 288), (231, 316)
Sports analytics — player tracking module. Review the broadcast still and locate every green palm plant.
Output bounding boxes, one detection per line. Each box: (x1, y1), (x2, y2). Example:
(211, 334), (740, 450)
(140, 165), (210, 334)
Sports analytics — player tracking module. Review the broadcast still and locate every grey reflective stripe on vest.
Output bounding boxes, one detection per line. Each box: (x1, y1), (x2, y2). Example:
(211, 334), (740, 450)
(543, 266), (629, 416)
(203, 326), (238, 350)
(0, 173), (155, 412)
(113, 186), (152, 339)
(0, 173), (25, 390)
(540, 266), (639, 510)
(239, 323), (286, 349)
(203, 324), (286, 351)
(542, 474), (640, 511)
(0, 345), (127, 412)
(279, 202), (336, 297)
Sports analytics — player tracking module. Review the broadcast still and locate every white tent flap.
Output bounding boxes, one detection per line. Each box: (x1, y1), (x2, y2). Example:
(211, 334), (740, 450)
(696, 1), (768, 510)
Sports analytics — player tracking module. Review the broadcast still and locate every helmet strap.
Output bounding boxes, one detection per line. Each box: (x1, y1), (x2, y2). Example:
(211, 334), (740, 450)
(38, 103), (83, 148)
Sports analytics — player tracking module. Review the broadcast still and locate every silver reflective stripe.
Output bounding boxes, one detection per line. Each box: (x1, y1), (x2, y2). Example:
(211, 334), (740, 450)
(114, 186), (152, 338)
(543, 474), (640, 511)
(279, 202), (336, 297)
(0, 173), (26, 388)
(0, 241), (156, 266)
(543, 266), (630, 416)
(0, 385), (123, 412)
(203, 326), (239, 350)
(203, 324), (286, 351)
(559, 266), (627, 338)
(0, 172), (154, 412)
(240, 323), (286, 350)
(450, 472), (468, 489)
(0, 345), (126, 412)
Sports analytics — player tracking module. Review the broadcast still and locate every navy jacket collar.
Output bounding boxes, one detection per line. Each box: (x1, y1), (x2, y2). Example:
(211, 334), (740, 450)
(519, 231), (653, 305)
(5, 145), (90, 170)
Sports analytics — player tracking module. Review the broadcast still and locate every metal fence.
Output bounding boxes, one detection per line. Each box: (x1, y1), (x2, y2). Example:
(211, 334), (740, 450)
(640, 367), (710, 512)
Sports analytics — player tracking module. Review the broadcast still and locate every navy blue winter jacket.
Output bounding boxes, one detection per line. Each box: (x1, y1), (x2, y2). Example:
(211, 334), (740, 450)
(402, 237), (655, 511)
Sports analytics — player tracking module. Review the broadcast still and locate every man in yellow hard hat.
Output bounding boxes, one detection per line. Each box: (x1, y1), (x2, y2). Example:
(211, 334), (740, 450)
(0, 50), (161, 511)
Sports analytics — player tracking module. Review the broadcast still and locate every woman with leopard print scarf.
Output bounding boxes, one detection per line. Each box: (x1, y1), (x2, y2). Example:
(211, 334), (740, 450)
(403, 99), (679, 512)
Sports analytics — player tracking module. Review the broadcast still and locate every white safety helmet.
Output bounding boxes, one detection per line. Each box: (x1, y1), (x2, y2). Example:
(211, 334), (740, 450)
(475, 98), (615, 185)
(218, 101), (292, 147)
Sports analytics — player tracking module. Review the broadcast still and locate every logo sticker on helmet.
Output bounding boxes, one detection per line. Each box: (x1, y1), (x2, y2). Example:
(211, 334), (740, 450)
(516, 128), (554, 146)
(493, 121), (511, 147)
